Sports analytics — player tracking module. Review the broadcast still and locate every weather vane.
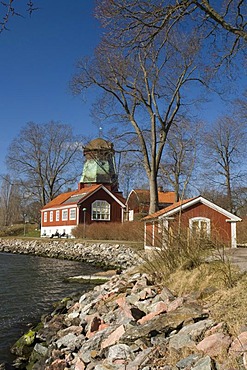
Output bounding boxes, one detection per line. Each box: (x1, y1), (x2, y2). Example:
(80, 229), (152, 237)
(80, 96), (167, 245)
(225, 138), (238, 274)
(99, 126), (103, 137)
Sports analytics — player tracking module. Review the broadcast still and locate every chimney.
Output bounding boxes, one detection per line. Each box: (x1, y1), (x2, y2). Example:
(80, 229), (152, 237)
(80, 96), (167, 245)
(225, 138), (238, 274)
(158, 186), (163, 192)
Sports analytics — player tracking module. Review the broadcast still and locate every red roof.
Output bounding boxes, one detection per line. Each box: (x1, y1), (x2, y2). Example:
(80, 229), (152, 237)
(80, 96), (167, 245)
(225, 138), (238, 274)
(42, 184), (102, 209)
(143, 197), (195, 220)
(131, 189), (176, 204)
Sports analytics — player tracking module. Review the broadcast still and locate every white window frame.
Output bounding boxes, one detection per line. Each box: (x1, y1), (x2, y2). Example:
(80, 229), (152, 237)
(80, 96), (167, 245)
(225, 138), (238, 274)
(44, 212), (47, 223)
(91, 200), (110, 221)
(62, 209), (68, 221)
(56, 210), (60, 221)
(50, 211), (53, 222)
(70, 208), (76, 220)
(189, 217), (211, 238)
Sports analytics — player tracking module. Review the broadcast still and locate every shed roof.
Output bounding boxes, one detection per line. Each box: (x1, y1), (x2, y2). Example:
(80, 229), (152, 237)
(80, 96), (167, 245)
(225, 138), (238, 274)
(143, 196), (242, 222)
(128, 189), (176, 204)
(41, 184), (126, 210)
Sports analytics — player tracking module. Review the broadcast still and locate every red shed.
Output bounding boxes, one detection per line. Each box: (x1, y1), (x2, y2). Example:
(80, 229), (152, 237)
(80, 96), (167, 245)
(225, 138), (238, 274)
(143, 196), (242, 249)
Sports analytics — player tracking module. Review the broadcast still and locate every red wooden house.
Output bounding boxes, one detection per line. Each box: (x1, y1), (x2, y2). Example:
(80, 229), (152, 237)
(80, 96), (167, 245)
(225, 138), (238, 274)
(40, 138), (126, 237)
(126, 188), (176, 220)
(143, 196), (242, 249)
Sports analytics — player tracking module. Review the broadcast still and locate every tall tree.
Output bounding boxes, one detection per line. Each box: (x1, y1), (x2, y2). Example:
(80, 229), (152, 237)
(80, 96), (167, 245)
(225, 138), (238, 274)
(96, 0), (246, 67)
(72, 31), (208, 213)
(202, 116), (246, 213)
(0, 174), (22, 226)
(6, 121), (82, 207)
(159, 120), (199, 202)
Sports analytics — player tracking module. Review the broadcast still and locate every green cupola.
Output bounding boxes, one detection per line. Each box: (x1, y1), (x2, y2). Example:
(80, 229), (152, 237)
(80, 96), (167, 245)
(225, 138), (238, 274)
(79, 138), (119, 191)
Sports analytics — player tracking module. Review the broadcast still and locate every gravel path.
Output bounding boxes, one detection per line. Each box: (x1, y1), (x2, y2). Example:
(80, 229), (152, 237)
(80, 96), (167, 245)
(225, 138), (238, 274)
(225, 247), (247, 271)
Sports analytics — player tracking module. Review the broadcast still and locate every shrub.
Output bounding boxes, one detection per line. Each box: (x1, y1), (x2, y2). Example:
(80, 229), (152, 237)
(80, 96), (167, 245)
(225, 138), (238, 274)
(72, 221), (144, 242)
(139, 227), (234, 284)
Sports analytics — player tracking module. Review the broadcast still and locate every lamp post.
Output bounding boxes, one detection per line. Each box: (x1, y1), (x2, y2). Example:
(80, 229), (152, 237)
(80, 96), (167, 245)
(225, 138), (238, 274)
(82, 208), (86, 239)
(23, 213), (27, 236)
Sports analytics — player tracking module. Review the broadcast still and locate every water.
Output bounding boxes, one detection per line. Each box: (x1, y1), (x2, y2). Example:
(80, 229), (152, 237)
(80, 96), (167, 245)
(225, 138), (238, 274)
(0, 252), (100, 364)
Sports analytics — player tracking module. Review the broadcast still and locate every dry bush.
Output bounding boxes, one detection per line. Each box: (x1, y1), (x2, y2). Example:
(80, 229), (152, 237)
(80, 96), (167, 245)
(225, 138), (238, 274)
(207, 273), (247, 334)
(139, 227), (240, 291)
(72, 221), (144, 242)
(140, 229), (213, 281)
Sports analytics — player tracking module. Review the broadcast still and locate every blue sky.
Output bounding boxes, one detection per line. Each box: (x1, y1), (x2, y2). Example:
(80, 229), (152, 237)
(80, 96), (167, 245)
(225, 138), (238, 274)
(0, 1), (246, 177)
(0, 0), (101, 174)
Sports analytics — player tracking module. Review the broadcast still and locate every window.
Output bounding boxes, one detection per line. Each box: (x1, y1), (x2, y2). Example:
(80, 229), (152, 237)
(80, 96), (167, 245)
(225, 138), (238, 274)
(62, 209), (68, 221)
(92, 200), (110, 221)
(189, 217), (210, 239)
(56, 210), (60, 221)
(50, 211), (53, 222)
(70, 208), (76, 220)
(44, 212), (47, 223)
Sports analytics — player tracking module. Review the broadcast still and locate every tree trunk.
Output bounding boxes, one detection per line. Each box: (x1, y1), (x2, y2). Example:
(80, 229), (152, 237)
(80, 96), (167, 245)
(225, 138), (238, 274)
(149, 175), (159, 214)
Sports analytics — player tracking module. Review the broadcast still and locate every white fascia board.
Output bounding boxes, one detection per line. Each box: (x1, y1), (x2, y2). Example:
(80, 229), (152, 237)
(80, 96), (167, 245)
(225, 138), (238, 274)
(126, 189), (135, 204)
(158, 196), (242, 222)
(100, 185), (126, 208)
(42, 204), (78, 212)
(77, 185), (125, 208)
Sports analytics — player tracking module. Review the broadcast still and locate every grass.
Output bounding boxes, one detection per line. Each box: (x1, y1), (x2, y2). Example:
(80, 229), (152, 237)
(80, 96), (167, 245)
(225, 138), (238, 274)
(0, 224), (40, 238)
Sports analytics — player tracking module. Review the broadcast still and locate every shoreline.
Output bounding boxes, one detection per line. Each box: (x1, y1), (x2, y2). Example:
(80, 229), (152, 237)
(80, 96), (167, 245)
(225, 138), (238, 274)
(0, 238), (141, 270)
(2, 239), (247, 368)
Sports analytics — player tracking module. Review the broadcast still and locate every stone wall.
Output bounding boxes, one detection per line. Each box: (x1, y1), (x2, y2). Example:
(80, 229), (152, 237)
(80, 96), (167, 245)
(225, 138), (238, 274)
(0, 239), (141, 270)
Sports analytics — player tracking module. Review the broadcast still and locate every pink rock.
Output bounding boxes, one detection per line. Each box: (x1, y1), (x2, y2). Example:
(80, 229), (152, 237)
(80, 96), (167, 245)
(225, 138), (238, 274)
(243, 352), (247, 369)
(229, 331), (247, 356)
(196, 332), (231, 357)
(205, 322), (225, 336)
(154, 301), (168, 313)
(101, 325), (125, 349)
(45, 359), (67, 370)
(57, 325), (83, 338)
(138, 287), (155, 300)
(116, 295), (134, 319)
(75, 358), (85, 370)
(86, 315), (108, 338)
(137, 301), (167, 325)
(167, 297), (184, 312)
(137, 311), (158, 325)
(68, 302), (81, 314)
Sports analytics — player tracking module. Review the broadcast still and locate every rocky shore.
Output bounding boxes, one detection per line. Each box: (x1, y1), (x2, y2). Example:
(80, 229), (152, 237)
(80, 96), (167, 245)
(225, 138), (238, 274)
(5, 268), (247, 370)
(0, 239), (140, 270)
(1, 239), (247, 369)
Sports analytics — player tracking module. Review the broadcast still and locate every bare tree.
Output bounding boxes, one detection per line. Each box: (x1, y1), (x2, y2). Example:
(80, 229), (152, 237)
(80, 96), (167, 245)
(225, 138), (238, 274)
(6, 121), (82, 207)
(0, 174), (22, 226)
(96, 0), (246, 69)
(72, 30), (208, 213)
(235, 90), (247, 122)
(202, 116), (247, 213)
(0, 0), (38, 33)
(159, 120), (199, 202)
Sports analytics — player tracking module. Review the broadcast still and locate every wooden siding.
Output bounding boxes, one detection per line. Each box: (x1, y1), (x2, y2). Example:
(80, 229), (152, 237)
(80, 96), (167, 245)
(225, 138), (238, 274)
(145, 221), (162, 248)
(78, 188), (123, 225)
(169, 203), (231, 246)
(41, 207), (78, 228)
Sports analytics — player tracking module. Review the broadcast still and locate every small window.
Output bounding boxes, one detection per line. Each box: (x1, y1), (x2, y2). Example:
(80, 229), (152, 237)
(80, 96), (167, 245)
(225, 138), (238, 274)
(56, 210), (60, 221)
(50, 211), (53, 222)
(190, 217), (210, 239)
(62, 209), (68, 221)
(92, 200), (110, 221)
(44, 212), (47, 223)
(70, 208), (76, 220)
